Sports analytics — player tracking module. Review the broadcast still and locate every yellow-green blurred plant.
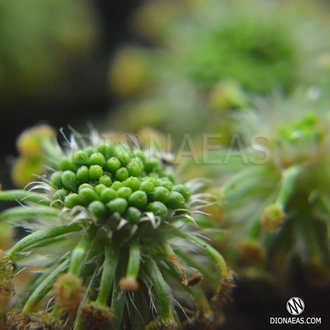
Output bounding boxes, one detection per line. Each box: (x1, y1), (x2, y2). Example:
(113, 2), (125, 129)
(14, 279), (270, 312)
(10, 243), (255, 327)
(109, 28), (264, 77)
(107, 0), (330, 144)
(11, 125), (58, 188)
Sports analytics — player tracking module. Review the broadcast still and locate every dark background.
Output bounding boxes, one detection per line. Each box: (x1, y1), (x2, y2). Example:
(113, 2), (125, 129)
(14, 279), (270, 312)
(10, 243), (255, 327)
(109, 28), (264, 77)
(0, 0), (141, 188)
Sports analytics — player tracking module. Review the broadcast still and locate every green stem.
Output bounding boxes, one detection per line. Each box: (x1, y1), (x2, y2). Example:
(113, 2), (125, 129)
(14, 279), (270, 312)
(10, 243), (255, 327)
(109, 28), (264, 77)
(22, 259), (69, 314)
(69, 224), (99, 275)
(0, 205), (60, 223)
(19, 236), (67, 252)
(0, 190), (51, 206)
(111, 252), (128, 330)
(174, 248), (217, 286)
(126, 238), (141, 282)
(74, 258), (103, 330)
(161, 242), (187, 285)
(189, 285), (213, 317)
(275, 165), (302, 207)
(96, 237), (121, 306)
(176, 231), (228, 278)
(76, 241), (106, 279)
(143, 256), (174, 323)
(8, 223), (82, 259)
(219, 166), (271, 196)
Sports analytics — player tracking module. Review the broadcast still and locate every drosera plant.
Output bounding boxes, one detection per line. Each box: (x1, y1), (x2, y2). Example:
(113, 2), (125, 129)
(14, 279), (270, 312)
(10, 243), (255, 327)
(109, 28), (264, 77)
(0, 127), (234, 330)
(211, 91), (330, 290)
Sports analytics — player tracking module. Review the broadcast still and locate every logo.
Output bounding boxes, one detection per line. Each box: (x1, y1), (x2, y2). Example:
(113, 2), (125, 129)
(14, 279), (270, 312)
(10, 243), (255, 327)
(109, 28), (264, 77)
(269, 297), (321, 325)
(286, 297), (305, 316)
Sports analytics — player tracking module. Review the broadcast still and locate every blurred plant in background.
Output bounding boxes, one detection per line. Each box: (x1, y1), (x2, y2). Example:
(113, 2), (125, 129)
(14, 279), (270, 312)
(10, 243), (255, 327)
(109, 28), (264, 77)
(204, 91), (330, 292)
(0, 0), (98, 103)
(11, 125), (58, 188)
(106, 0), (330, 146)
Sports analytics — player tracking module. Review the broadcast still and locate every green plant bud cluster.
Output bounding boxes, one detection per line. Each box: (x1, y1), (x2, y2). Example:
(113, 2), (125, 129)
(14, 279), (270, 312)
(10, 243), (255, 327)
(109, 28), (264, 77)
(50, 143), (191, 223)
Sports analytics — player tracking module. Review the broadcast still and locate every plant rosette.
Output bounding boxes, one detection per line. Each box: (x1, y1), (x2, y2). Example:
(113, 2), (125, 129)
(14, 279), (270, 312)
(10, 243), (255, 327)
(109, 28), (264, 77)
(0, 128), (233, 330)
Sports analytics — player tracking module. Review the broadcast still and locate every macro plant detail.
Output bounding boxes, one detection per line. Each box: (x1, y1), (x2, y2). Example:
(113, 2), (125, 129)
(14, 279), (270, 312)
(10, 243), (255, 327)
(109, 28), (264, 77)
(0, 128), (232, 330)
(2, 0), (330, 328)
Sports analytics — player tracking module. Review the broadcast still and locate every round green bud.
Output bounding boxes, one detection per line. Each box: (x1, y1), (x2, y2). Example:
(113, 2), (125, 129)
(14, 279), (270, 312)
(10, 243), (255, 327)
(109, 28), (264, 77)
(107, 198), (128, 215)
(149, 187), (169, 204)
(144, 158), (160, 173)
(128, 191), (148, 209)
(133, 149), (145, 160)
(166, 191), (186, 210)
(78, 183), (94, 191)
(83, 146), (94, 157)
(100, 188), (118, 203)
(53, 188), (67, 201)
(115, 168), (129, 182)
(94, 184), (107, 197)
(140, 180), (154, 194)
(50, 171), (64, 189)
(172, 184), (191, 202)
(78, 187), (99, 205)
(58, 157), (76, 172)
(125, 207), (142, 224)
(159, 179), (173, 191)
(127, 161), (143, 177)
(89, 152), (106, 167)
(99, 174), (112, 187)
(117, 187), (132, 199)
(146, 201), (168, 218)
(72, 150), (90, 167)
(124, 177), (140, 191)
(62, 170), (78, 192)
(64, 193), (82, 208)
(76, 166), (89, 184)
(88, 201), (108, 219)
(89, 165), (104, 181)
(97, 143), (114, 159)
(105, 157), (121, 173)
(115, 144), (132, 164)
(131, 156), (144, 166)
(149, 177), (160, 187)
(111, 181), (123, 191)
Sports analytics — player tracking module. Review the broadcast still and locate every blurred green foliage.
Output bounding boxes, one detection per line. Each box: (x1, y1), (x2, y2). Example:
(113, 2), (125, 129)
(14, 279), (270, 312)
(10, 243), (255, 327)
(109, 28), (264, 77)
(0, 0), (99, 101)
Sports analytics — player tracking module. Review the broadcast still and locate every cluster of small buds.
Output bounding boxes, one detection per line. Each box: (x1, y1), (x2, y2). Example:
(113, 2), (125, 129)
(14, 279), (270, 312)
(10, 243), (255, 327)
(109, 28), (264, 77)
(0, 128), (230, 330)
(50, 142), (191, 228)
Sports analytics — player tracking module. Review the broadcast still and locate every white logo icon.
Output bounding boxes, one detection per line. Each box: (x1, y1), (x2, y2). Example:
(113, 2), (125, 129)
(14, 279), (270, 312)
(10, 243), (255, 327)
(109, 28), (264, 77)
(286, 297), (305, 315)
